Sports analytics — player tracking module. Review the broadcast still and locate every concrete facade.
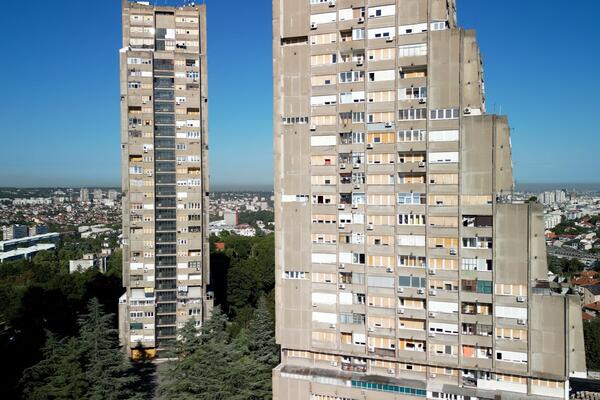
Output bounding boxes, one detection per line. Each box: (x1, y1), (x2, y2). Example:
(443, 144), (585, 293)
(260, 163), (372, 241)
(272, 1), (586, 399)
(119, 0), (211, 357)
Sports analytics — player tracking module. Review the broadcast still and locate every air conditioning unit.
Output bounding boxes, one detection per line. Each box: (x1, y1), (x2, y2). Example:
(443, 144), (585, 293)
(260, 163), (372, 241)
(398, 308), (405, 314)
(338, 204), (346, 210)
(351, 204), (358, 209)
(338, 223), (346, 230)
(430, 373), (437, 378)
(310, 22), (318, 30)
(516, 296), (526, 303)
(417, 288), (425, 294)
(366, 143), (373, 149)
(353, 163), (360, 169)
(428, 269), (436, 275)
(358, 16), (365, 23)
(384, 123), (393, 128)
(517, 319), (526, 325)
(368, 326), (374, 332)
(367, 223), (374, 230)
(464, 107), (471, 115)
(329, 323), (336, 329)
(368, 345), (375, 352)
(339, 263), (345, 269)
(429, 312), (436, 318)
(385, 36), (394, 42)
(340, 163), (347, 169)
(418, 98), (426, 104)
(429, 332), (436, 337)
(356, 60), (363, 67)
(386, 267), (393, 273)
(354, 184), (361, 189)
(397, 287), (404, 293)
(388, 368), (395, 375)
(328, 0), (336, 7)
(339, 284), (346, 290)
(429, 289), (437, 296)
(449, 248), (457, 255)
(310, 124), (317, 131)
(418, 161), (426, 167)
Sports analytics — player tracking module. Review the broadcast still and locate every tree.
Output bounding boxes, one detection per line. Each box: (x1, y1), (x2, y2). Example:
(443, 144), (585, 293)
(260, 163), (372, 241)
(21, 334), (87, 400)
(78, 298), (140, 400)
(584, 318), (600, 370)
(20, 299), (140, 400)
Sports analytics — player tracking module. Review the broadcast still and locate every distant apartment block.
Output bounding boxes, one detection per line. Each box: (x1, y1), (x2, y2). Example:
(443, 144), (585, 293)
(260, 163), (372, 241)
(273, 1), (586, 399)
(119, 0), (211, 357)
(69, 253), (108, 274)
(2, 224), (29, 240)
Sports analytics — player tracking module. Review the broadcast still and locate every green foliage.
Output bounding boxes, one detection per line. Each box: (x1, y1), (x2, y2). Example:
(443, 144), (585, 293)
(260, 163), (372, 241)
(0, 250), (123, 398)
(585, 318), (600, 370)
(161, 233), (279, 399)
(160, 306), (277, 400)
(548, 255), (585, 277)
(21, 299), (140, 400)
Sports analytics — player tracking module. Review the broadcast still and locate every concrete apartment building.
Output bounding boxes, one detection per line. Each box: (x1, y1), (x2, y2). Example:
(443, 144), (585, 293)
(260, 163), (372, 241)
(119, 0), (211, 357)
(272, 1), (586, 399)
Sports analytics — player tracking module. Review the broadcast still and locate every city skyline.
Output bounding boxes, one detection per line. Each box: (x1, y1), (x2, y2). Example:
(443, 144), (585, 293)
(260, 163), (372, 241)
(0, 0), (599, 187)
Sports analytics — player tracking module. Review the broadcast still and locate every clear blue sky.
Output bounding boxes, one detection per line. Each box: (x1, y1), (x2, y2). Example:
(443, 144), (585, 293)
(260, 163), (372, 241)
(0, 0), (597, 188)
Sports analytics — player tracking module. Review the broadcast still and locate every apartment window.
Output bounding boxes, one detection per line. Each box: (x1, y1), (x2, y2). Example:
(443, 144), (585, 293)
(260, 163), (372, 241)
(368, 112), (394, 124)
(462, 258), (492, 271)
(400, 67), (427, 79)
(284, 271), (306, 279)
(398, 44), (427, 57)
(398, 108), (427, 120)
(311, 53), (337, 66)
(368, 48), (395, 61)
(462, 215), (493, 227)
(339, 71), (364, 83)
(398, 255), (426, 268)
(398, 276), (426, 288)
(368, 90), (395, 103)
(311, 75), (337, 86)
(431, 21), (448, 31)
(352, 28), (365, 40)
(398, 23), (428, 35)
(311, 32), (337, 45)
(398, 130), (426, 142)
(397, 193), (425, 205)
(429, 173), (458, 185)
(368, 70), (395, 82)
(462, 237), (492, 249)
(398, 214), (425, 225)
(398, 87), (427, 100)
(430, 108), (460, 120)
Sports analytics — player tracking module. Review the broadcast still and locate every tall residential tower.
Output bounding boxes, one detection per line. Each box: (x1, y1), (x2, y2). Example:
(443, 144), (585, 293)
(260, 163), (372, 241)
(273, 1), (586, 399)
(119, 0), (211, 357)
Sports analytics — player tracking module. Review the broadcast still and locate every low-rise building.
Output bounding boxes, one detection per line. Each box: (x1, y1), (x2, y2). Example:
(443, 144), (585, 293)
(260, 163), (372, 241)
(583, 284), (600, 305)
(69, 253), (108, 274)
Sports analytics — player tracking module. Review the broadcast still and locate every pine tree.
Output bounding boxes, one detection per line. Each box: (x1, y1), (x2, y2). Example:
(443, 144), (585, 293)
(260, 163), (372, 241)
(248, 297), (279, 366)
(78, 298), (140, 400)
(21, 334), (87, 400)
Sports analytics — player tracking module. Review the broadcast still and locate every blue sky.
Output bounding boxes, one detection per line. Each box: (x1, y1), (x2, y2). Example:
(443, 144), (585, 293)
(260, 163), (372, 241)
(0, 0), (598, 188)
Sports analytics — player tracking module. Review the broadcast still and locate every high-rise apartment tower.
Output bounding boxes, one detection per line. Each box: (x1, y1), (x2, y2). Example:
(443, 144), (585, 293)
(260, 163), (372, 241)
(119, 0), (211, 357)
(272, 1), (586, 399)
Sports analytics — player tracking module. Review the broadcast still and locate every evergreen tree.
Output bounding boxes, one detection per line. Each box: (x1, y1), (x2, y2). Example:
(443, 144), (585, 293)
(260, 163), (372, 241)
(78, 298), (140, 400)
(21, 334), (87, 400)
(20, 299), (140, 400)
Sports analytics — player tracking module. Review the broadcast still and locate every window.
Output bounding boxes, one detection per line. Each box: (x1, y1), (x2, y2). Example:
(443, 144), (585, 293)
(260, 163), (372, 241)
(398, 276), (426, 288)
(368, 90), (395, 103)
(429, 130), (459, 142)
(398, 108), (427, 120)
(398, 255), (426, 268)
(398, 130), (426, 142)
(398, 23), (428, 35)
(311, 53), (337, 66)
(462, 258), (493, 271)
(398, 44), (427, 57)
(311, 74), (337, 86)
(311, 32), (337, 45)
(430, 108), (460, 120)
(398, 214), (425, 225)
(367, 48), (395, 61)
(284, 271), (306, 279)
(398, 87), (427, 100)
(397, 193), (425, 205)
(368, 70), (395, 82)
(339, 70), (364, 83)
(462, 237), (492, 249)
